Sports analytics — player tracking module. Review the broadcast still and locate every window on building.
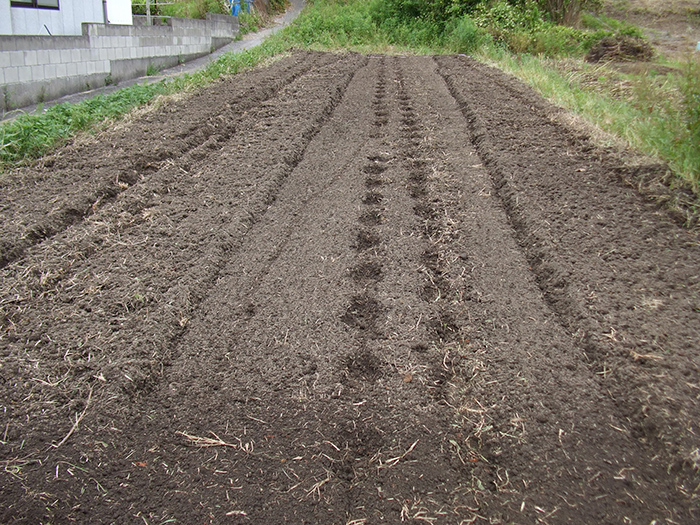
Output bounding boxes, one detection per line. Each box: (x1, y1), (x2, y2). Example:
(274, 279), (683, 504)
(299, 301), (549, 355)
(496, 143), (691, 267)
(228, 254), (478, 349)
(10, 0), (60, 9)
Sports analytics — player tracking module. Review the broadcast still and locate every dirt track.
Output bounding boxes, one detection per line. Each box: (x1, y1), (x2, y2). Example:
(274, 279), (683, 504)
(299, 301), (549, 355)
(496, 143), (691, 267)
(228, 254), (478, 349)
(1, 51), (700, 524)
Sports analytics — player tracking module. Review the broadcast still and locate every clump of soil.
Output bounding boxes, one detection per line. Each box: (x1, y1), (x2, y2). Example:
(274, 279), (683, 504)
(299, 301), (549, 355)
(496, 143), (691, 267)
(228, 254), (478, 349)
(587, 35), (655, 63)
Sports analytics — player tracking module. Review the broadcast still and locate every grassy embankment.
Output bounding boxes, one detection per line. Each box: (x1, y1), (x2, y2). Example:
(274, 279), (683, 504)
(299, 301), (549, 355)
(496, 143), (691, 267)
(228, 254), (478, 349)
(1, 0), (698, 204)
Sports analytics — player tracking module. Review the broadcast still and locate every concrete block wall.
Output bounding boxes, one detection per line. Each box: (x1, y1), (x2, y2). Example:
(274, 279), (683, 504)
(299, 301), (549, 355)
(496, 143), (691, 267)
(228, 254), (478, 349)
(0, 13), (239, 112)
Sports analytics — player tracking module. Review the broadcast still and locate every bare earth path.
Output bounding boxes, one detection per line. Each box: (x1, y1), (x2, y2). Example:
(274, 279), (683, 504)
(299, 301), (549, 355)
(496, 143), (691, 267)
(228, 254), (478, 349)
(1, 51), (699, 524)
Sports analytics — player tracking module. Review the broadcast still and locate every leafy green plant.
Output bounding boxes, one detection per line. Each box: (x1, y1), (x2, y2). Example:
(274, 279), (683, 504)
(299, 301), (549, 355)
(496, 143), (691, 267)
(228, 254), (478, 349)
(445, 15), (492, 54)
(472, 1), (545, 32)
(132, 0), (229, 19)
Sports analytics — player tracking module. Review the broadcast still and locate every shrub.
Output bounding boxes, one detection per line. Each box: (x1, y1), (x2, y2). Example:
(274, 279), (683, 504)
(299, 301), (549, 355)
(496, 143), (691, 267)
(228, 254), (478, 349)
(472, 1), (546, 32)
(539, 0), (602, 26)
(445, 15), (492, 54)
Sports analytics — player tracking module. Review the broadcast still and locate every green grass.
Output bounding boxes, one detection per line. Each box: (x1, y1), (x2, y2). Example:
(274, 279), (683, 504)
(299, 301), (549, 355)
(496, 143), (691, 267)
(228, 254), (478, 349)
(2, 0), (698, 195)
(1, 82), (169, 165)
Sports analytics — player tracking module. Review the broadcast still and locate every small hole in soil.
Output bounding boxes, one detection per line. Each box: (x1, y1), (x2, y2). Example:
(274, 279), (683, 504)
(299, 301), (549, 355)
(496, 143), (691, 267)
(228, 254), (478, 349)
(350, 261), (383, 283)
(414, 203), (435, 220)
(421, 247), (443, 273)
(409, 170), (427, 184)
(343, 350), (383, 381)
(367, 154), (391, 163)
(340, 294), (383, 331)
(365, 177), (385, 188)
(359, 210), (383, 225)
(430, 313), (461, 342)
(362, 164), (387, 175)
(409, 185), (427, 199)
(362, 192), (384, 205)
(421, 283), (447, 302)
(412, 343), (429, 353)
(402, 116), (418, 127)
(354, 230), (381, 251)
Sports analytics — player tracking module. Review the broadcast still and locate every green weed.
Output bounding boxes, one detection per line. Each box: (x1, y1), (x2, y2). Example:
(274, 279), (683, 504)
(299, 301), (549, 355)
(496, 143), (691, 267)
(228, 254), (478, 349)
(445, 16), (493, 54)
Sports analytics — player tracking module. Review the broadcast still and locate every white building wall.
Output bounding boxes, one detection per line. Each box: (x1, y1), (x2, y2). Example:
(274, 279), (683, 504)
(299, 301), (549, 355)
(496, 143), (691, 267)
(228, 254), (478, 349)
(0, 2), (12, 34)
(106, 0), (132, 25)
(10, 0), (105, 36)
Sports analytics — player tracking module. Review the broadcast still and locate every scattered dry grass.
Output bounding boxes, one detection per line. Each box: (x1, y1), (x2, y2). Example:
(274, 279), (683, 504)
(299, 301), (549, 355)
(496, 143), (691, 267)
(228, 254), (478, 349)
(176, 431), (238, 448)
(52, 386), (93, 449)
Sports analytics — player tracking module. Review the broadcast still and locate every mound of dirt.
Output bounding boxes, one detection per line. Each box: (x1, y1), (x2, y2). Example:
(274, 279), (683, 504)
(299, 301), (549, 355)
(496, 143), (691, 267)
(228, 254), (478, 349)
(586, 35), (655, 62)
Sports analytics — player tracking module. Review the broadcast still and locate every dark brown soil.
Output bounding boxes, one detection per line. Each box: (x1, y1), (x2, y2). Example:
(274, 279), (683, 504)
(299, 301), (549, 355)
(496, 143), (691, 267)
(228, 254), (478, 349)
(1, 51), (699, 524)
(586, 35), (655, 63)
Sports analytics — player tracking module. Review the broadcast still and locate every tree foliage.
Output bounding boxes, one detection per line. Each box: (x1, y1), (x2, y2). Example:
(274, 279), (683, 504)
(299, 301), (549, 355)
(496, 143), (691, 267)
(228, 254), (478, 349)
(371, 0), (602, 27)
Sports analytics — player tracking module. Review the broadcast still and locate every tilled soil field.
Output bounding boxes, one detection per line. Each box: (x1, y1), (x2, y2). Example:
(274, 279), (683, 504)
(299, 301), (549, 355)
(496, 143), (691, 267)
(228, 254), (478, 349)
(1, 51), (699, 524)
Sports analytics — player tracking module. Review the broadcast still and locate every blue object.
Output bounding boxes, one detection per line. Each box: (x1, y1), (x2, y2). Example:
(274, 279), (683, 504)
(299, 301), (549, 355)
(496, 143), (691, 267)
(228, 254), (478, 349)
(231, 0), (250, 16)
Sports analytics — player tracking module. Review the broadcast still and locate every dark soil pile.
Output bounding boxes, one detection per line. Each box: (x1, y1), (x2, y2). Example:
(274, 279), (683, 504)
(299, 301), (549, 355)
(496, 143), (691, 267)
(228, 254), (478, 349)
(1, 51), (699, 524)
(586, 35), (655, 62)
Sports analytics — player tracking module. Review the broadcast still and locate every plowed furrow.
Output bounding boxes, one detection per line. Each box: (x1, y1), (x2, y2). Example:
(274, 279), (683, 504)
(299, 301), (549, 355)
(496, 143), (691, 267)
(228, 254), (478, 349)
(1, 52), (698, 524)
(0, 54), (367, 519)
(436, 54), (700, 513)
(0, 51), (335, 269)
